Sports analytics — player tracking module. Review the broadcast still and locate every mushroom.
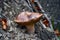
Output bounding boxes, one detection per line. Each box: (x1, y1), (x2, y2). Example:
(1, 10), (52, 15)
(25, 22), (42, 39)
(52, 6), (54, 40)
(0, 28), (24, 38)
(2, 20), (7, 30)
(14, 11), (43, 33)
(0, 14), (7, 30)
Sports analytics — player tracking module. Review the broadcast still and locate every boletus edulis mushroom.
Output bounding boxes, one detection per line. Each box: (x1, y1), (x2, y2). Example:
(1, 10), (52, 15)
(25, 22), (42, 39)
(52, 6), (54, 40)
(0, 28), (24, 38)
(14, 11), (43, 33)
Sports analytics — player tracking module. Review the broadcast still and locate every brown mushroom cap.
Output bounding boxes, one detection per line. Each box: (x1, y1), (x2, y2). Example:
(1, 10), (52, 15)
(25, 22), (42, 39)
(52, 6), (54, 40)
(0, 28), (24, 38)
(14, 12), (43, 25)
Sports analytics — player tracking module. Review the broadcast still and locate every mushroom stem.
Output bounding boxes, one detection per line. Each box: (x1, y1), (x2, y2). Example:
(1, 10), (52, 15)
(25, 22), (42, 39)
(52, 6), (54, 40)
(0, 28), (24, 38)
(26, 24), (35, 34)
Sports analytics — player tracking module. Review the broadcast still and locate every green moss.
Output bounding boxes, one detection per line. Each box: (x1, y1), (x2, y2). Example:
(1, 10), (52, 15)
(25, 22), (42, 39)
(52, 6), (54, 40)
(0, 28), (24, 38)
(51, 17), (60, 32)
(51, 17), (54, 29)
(57, 22), (60, 32)
(58, 36), (60, 39)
